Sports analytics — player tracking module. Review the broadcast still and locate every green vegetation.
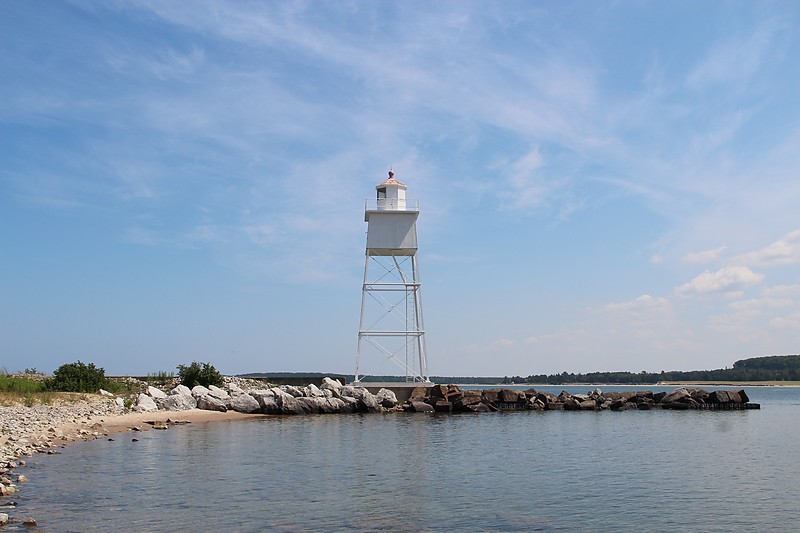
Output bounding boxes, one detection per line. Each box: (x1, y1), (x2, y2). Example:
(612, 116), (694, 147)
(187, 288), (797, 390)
(146, 370), (175, 387)
(46, 361), (107, 393)
(516, 354), (800, 385)
(177, 361), (223, 388)
(0, 372), (46, 394)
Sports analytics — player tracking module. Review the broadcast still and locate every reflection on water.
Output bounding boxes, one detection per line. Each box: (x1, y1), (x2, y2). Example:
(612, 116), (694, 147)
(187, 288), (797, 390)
(13, 387), (800, 532)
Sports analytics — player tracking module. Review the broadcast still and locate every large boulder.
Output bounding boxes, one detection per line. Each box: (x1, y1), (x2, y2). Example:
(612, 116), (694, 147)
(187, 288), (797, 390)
(338, 396), (360, 413)
(163, 392), (197, 411)
(248, 389), (275, 408)
(230, 393), (261, 413)
(408, 401), (434, 413)
(208, 385), (230, 401)
(375, 388), (398, 408)
(408, 386), (429, 402)
(147, 386), (167, 399)
(226, 382), (245, 396)
(305, 383), (325, 398)
(347, 386), (380, 411)
(279, 396), (306, 415)
(320, 377), (343, 396)
(498, 389), (523, 403)
(481, 389), (500, 403)
(661, 388), (691, 404)
(196, 394), (227, 412)
(191, 385), (211, 399)
(326, 397), (346, 413)
(283, 385), (304, 398)
(429, 384), (448, 400)
(433, 400), (452, 413)
(259, 398), (281, 414)
(170, 384), (192, 397)
(134, 393), (158, 412)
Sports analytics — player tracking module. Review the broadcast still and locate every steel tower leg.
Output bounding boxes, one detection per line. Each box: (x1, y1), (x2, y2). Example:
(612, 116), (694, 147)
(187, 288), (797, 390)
(354, 254), (370, 383)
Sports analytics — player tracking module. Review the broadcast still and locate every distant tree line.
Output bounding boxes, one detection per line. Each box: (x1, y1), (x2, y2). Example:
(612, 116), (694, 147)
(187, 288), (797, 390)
(516, 354), (800, 384)
(242, 355), (800, 385)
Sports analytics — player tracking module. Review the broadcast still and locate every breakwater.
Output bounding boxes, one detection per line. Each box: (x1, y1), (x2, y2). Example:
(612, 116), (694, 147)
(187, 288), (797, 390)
(131, 377), (759, 416)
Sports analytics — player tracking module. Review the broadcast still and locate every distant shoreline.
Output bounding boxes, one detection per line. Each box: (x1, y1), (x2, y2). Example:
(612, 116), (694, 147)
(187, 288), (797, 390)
(447, 382), (800, 388)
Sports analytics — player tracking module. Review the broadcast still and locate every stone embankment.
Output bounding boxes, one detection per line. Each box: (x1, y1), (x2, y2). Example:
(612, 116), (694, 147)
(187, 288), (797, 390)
(130, 376), (399, 415)
(402, 384), (760, 412)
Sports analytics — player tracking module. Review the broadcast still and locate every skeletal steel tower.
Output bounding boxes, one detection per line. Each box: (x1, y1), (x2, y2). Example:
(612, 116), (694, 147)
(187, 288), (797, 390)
(355, 170), (429, 383)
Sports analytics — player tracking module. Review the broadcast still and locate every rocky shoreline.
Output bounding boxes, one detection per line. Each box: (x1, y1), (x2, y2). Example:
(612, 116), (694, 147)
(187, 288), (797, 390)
(0, 377), (758, 528)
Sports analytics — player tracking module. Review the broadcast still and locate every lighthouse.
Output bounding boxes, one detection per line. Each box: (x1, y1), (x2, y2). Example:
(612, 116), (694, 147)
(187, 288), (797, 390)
(355, 170), (429, 383)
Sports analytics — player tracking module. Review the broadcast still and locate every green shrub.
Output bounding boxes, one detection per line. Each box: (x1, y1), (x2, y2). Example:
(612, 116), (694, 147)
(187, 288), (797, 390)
(177, 361), (224, 388)
(47, 361), (107, 393)
(0, 373), (45, 394)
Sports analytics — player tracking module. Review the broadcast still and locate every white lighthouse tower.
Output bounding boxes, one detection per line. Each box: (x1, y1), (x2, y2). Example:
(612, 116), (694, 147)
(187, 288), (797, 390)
(355, 170), (429, 383)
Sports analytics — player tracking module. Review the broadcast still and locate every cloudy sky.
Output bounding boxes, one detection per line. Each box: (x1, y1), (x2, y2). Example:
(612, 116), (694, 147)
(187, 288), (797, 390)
(2, 1), (799, 377)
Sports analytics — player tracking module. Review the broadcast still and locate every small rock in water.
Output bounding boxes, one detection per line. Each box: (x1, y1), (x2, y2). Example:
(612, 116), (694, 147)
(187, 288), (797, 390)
(23, 517), (37, 526)
(132, 438), (139, 442)
(17, 474), (27, 483)
(0, 513), (8, 525)
(108, 438), (114, 442)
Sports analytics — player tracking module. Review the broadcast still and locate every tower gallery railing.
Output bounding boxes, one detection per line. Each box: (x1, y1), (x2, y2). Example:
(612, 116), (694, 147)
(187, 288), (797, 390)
(364, 199), (420, 211)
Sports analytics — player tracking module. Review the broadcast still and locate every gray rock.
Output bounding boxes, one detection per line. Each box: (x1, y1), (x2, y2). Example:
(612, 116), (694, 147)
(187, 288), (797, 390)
(248, 389), (276, 408)
(375, 388), (398, 408)
(147, 386), (167, 399)
(433, 400), (452, 412)
(99, 389), (114, 397)
(226, 382), (245, 396)
(134, 394), (158, 412)
(191, 385), (211, 398)
(283, 385), (304, 398)
(170, 384), (192, 397)
(196, 394), (227, 412)
(358, 391), (380, 412)
(408, 401), (434, 412)
(208, 385), (230, 401)
(320, 377), (343, 396)
(305, 383), (325, 397)
(163, 393), (197, 411)
(0, 513), (7, 525)
(340, 385), (356, 398)
(230, 394), (261, 414)
(259, 398), (281, 414)
(326, 397), (345, 413)
(339, 396), (359, 413)
(661, 388), (691, 404)
(280, 396), (306, 415)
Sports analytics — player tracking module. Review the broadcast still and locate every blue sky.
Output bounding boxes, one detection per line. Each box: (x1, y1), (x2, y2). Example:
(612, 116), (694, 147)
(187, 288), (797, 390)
(2, 1), (799, 377)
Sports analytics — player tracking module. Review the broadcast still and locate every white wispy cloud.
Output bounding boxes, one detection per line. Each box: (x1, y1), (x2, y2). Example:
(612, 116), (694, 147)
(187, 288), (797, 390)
(683, 246), (726, 264)
(733, 229), (800, 267)
(676, 266), (764, 297)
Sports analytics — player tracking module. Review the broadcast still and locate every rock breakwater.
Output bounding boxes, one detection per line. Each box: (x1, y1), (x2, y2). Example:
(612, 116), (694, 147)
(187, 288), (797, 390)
(401, 384), (760, 412)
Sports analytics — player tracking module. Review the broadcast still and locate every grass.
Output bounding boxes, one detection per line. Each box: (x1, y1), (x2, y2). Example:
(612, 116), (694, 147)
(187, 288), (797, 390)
(0, 373), (46, 394)
(146, 370), (175, 387)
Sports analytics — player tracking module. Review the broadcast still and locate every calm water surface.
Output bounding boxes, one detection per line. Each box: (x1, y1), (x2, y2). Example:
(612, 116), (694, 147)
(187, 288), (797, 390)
(13, 386), (800, 532)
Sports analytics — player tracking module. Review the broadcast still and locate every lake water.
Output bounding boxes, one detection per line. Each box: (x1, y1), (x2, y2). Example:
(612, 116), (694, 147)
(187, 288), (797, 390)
(12, 386), (800, 532)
